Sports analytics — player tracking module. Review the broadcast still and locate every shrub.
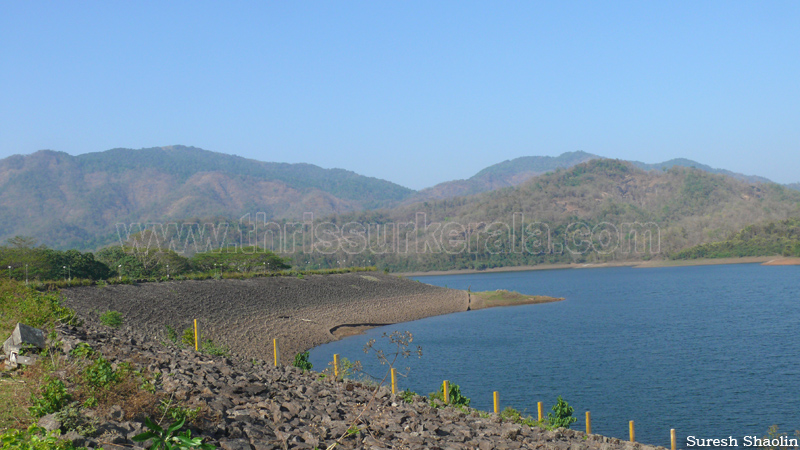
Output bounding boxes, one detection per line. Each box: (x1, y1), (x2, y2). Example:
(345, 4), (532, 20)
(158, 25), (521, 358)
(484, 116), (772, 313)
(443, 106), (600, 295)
(132, 417), (214, 450)
(429, 382), (470, 408)
(99, 310), (123, 328)
(500, 406), (538, 427)
(200, 339), (228, 357)
(181, 327), (195, 347)
(158, 399), (202, 425)
(82, 356), (121, 388)
(29, 379), (71, 418)
(329, 356), (360, 380)
(293, 352), (312, 372)
(165, 325), (180, 344)
(69, 343), (95, 359)
(399, 389), (417, 403)
(54, 402), (98, 436)
(0, 426), (78, 450)
(547, 396), (577, 429)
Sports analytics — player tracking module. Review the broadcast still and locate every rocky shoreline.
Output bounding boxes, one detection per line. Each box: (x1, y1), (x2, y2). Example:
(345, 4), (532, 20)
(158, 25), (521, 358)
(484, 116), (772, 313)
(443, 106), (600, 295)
(60, 272), (470, 361)
(51, 320), (668, 450)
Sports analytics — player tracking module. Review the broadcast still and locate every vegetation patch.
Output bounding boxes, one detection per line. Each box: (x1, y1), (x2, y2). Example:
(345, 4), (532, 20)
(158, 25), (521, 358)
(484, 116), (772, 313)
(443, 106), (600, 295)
(99, 310), (123, 328)
(672, 218), (800, 259)
(471, 290), (563, 309)
(292, 351), (312, 372)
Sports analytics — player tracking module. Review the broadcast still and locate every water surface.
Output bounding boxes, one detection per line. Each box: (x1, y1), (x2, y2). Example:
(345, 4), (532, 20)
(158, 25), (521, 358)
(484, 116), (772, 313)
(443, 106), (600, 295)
(309, 264), (800, 447)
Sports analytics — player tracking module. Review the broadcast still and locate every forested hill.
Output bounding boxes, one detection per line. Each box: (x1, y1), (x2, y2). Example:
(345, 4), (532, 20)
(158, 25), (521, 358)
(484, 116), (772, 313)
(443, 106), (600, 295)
(409, 151), (791, 202)
(630, 158), (774, 185)
(2, 145), (798, 252)
(671, 218), (800, 259)
(411, 151), (598, 201)
(0, 146), (414, 249)
(304, 160), (800, 272)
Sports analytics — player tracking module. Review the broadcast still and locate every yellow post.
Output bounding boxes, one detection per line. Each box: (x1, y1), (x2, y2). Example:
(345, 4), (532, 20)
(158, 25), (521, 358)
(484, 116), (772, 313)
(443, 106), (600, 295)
(537, 402), (543, 422)
(391, 368), (397, 394)
(493, 391), (499, 414)
(671, 429), (676, 450)
(586, 411), (591, 434)
(273, 338), (280, 366)
(333, 354), (339, 379)
(443, 380), (450, 404)
(193, 319), (198, 351)
(629, 420), (635, 442)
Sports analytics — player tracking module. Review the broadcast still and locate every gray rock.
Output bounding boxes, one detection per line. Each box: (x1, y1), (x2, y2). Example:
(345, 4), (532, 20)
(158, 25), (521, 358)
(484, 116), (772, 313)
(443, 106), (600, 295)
(15, 354), (39, 366)
(38, 413), (61, 432)
(108, 405), (124, 420)
(3, 337), (20, 356)
(63, 430), (87, 447)
(219, 439), (253, 450)
(11, 323), (46, 349)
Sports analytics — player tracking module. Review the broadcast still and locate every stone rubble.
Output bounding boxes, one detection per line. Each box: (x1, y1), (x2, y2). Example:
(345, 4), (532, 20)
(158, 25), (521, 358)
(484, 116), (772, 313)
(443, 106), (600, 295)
(47, 322), (668, 450)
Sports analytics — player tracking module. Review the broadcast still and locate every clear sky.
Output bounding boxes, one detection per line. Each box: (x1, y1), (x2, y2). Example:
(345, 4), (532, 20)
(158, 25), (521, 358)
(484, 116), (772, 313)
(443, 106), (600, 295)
(1, 1), (798, 190)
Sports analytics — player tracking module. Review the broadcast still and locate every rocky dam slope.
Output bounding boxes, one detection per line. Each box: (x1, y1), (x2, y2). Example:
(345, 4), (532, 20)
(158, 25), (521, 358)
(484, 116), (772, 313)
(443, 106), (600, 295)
(49, 272), (667, 450)
(52, 320), (667, 450)
(60, 272), (469, 360)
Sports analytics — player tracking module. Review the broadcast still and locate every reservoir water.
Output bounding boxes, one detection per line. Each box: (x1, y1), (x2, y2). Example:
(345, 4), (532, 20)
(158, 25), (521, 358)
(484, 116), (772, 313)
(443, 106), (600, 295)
(309, 263), (800, 447)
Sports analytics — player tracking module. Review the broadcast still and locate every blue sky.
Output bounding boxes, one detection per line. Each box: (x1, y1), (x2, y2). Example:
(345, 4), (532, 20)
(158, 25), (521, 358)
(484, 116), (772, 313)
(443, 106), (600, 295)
(1, 1), (798, 189)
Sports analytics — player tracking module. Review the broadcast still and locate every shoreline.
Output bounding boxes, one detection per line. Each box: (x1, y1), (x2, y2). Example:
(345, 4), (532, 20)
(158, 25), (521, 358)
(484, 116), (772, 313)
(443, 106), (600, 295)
(61, 272), (562, 359)
(397, 256), (799, 277)
(329, 291), (564, 340)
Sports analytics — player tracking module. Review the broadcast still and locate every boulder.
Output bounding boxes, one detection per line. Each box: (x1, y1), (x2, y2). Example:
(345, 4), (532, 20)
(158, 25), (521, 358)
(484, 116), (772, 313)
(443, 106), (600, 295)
(15, 354), (39, 366)
(3, 336), (20, 356)
(11, 323), (46, 350)
(38, 413), (61, 432)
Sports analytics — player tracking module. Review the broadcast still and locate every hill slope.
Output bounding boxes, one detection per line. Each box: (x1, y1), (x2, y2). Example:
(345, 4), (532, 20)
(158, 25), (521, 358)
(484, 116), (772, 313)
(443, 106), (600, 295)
(671, 218), (800, 259)
(630, 158), (774, 184)
(2, 145), (798, 253)
(412, 151), (599, 201)
(300, 160), (800, 272)
(411, 151), (784, 201)
(0, 146), (414, 249)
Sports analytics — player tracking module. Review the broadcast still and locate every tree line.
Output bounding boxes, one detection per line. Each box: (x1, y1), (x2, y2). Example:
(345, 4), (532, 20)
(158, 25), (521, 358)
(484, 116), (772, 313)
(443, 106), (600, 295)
(0, 236), (291, 282)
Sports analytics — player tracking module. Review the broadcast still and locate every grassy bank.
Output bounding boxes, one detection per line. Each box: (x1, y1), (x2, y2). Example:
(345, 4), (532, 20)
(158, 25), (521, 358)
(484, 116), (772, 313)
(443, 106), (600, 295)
(470, 290), (563, 309)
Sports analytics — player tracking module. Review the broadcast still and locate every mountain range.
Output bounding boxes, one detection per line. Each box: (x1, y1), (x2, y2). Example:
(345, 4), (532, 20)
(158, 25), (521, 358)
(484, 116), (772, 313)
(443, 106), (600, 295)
(0, 145), (797, 251)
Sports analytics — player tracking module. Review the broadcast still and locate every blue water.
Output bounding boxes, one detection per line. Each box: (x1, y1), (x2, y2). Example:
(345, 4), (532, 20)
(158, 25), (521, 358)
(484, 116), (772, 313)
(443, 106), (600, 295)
(309, 264), (800, 448)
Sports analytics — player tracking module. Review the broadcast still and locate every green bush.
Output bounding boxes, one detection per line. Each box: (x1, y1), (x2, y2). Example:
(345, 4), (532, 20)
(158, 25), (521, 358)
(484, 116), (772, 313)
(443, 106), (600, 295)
(29, 379), (71, 418)
(165, 325), (180, 344)
(429, 382), (470, 408)
(181, 327), (195, 347)
(0, 426), (79, 450)
(330, 356), (360, 380)
(69, 343), (95, 359)
(54, 402), (98, 436)
(500, 406), (538, 427)
(547, 396), (577, 429)
(158, 399), (202, 425)
(399, 389), (417, 403)
(132, 417), (214, 450)
(200, 339), (228, 357)
(292, 352), (312, 372)
(82, 356), (121, 388)
(99, 310), (123, 328)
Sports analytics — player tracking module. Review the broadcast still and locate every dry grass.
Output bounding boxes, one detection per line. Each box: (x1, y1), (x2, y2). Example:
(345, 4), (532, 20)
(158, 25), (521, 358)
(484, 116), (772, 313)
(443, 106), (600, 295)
(470, 289), (563, 309)
(0, 375), (34, 430)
